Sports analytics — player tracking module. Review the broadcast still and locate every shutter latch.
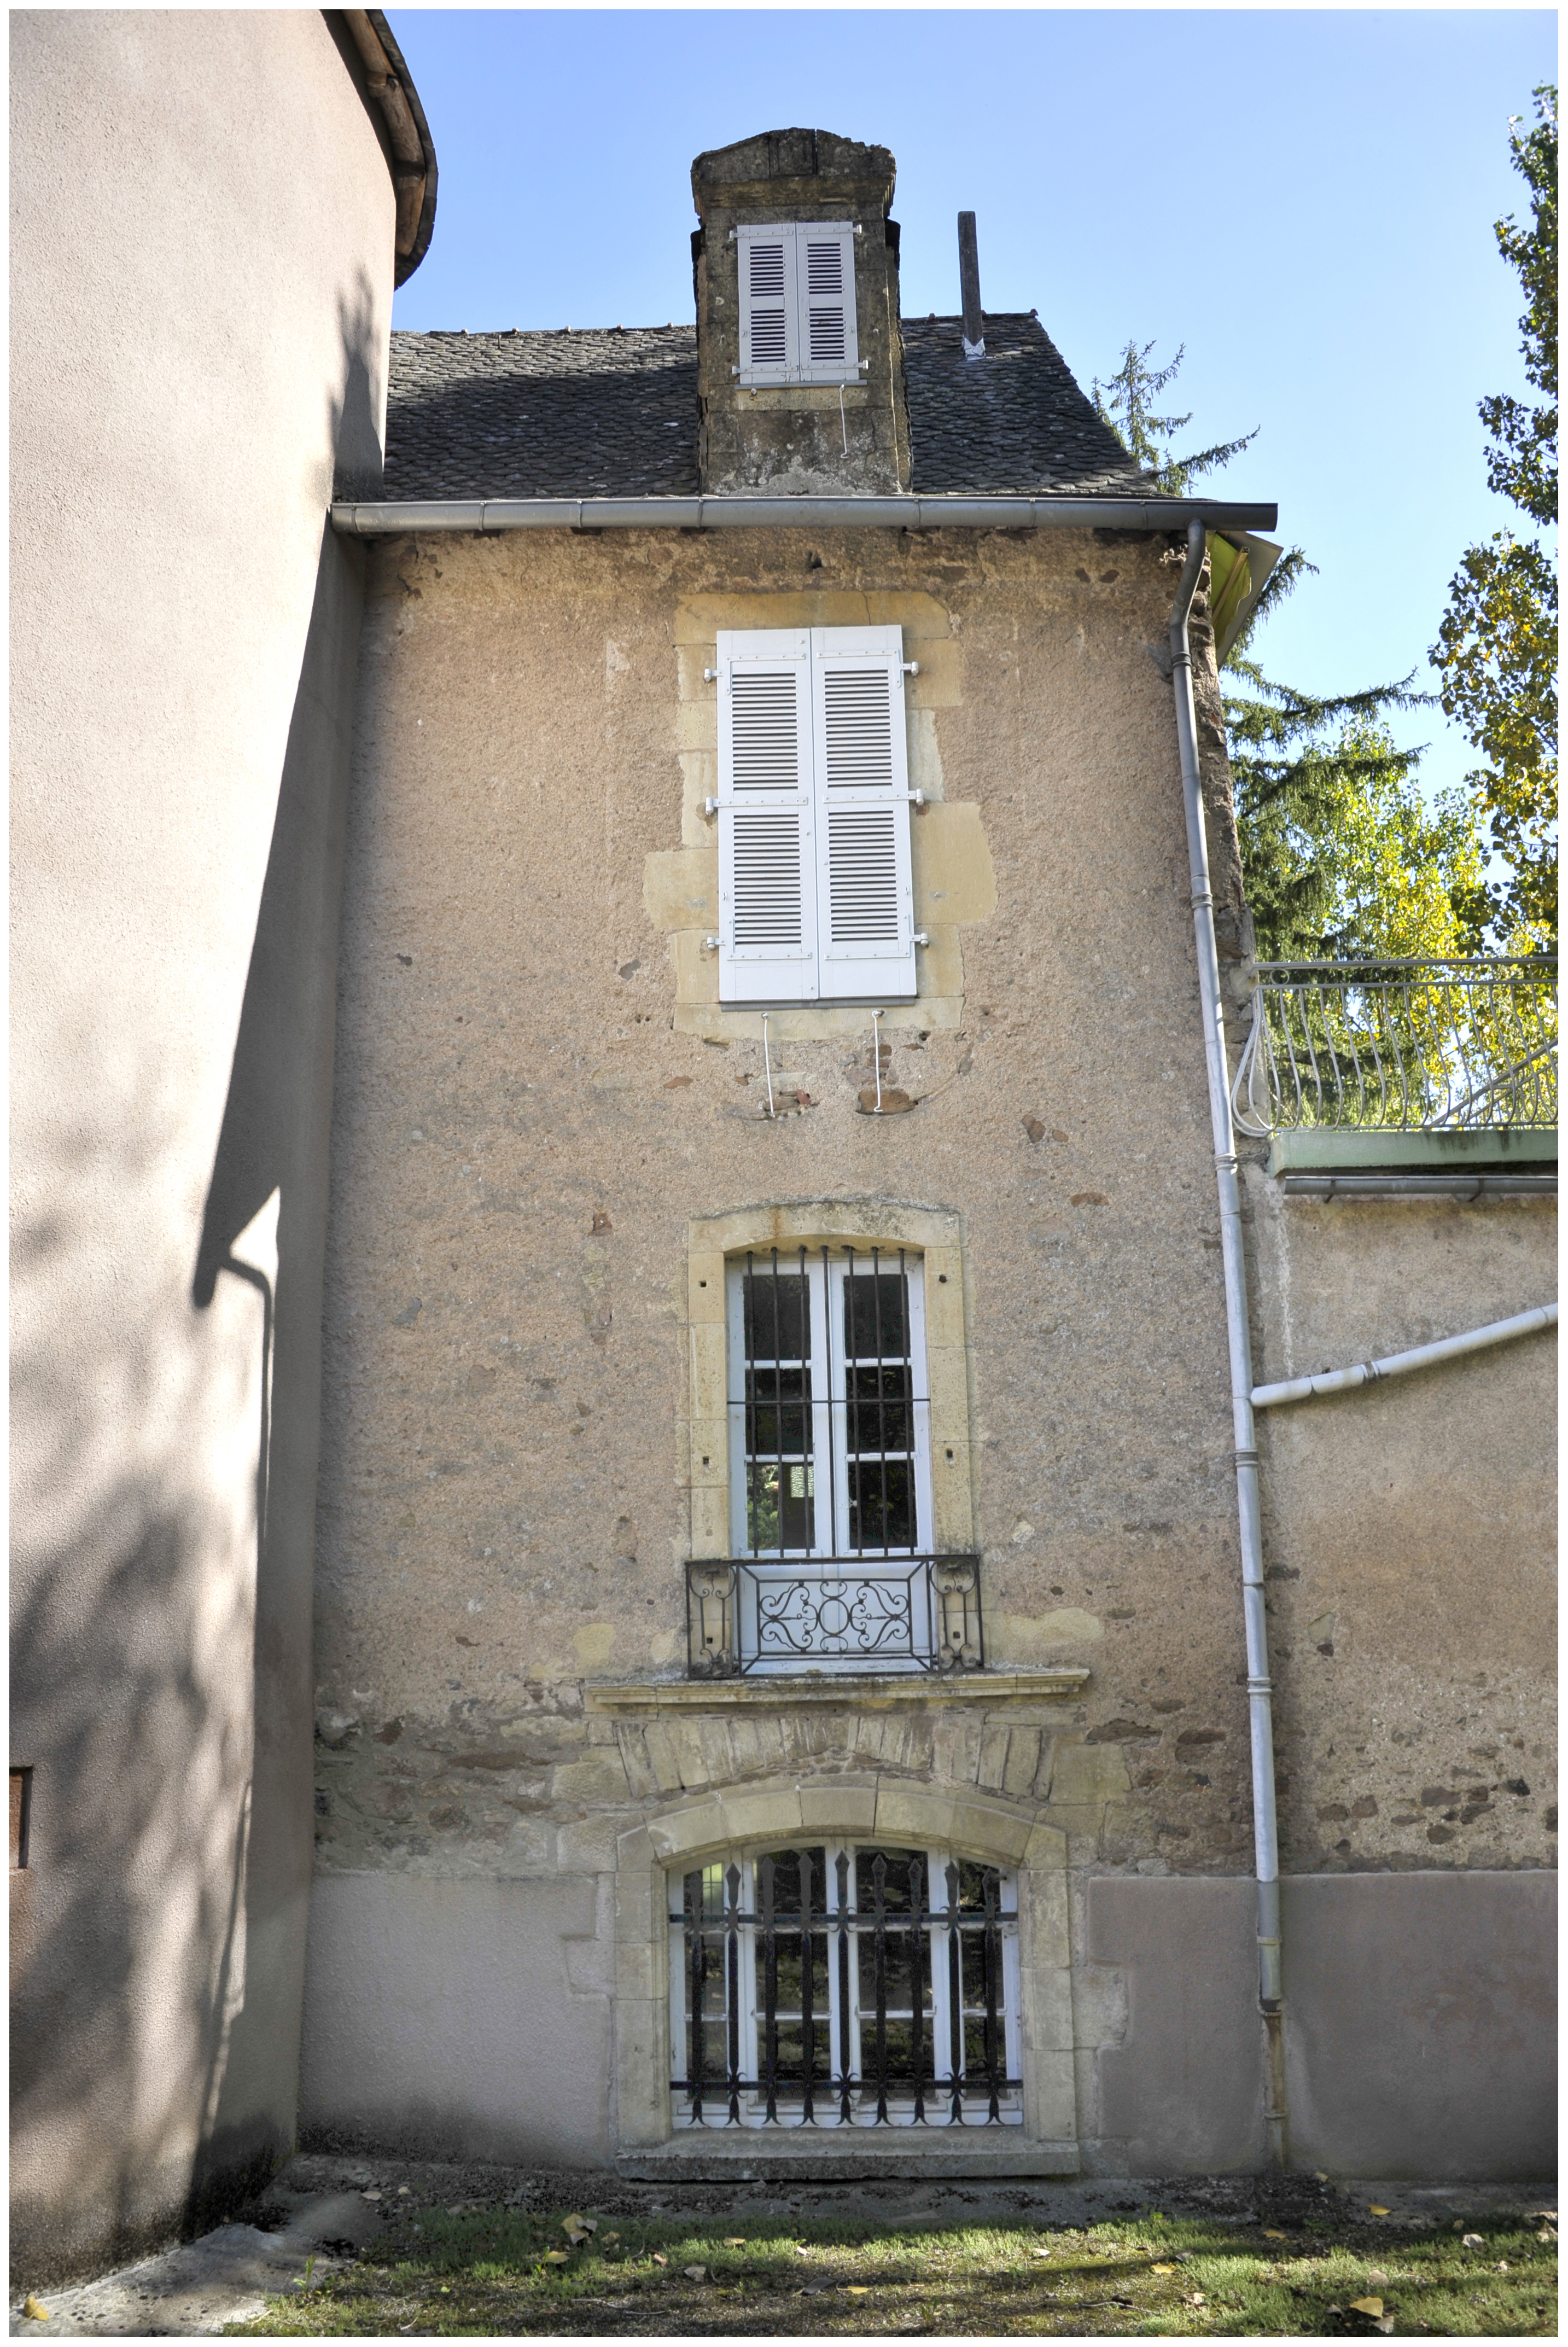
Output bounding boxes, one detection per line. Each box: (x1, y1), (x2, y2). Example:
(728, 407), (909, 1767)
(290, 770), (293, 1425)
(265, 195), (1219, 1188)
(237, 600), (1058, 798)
(703, 797), (719, 818)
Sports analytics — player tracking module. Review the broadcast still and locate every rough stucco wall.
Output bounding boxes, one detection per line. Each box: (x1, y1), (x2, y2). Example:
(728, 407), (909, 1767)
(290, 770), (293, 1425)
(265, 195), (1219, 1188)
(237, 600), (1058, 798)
(10, 8), (394, 2283)
(314, 521), (1259, 1848)
(306, 522), (1266, 2167)
(308, 519), (1555, 2177)
(1247, 1179), (1557, 1873)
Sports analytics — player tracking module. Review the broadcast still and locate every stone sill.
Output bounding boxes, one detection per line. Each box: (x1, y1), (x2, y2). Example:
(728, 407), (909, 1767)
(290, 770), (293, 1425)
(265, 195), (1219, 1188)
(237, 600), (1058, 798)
(1269, 1126), (1557, 1177)
(587, 1670), (1089, 1715)
(617, 2134), (1080, 2182)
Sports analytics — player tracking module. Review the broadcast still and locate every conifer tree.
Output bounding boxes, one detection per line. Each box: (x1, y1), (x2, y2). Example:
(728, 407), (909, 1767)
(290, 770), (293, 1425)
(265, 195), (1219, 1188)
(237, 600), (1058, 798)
(1097, 343), (1472, 961)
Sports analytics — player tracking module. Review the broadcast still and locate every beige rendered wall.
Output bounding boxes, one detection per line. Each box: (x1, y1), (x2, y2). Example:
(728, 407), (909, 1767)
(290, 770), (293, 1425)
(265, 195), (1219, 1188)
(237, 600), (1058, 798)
(1246, 1180), (1557, 1872)
(307, 520), (1266, 2167)
(10, 9), (395, 2282)
(306, 519), (1555, 2177)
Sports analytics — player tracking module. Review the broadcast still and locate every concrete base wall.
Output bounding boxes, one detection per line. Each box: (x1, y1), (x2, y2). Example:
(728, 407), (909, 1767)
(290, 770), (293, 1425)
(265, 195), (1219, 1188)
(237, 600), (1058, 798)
(299, 1874), (613, 2167)
(1279, 1871), (1557, 2179)
(1085, 1870), (1555, 2178)
(301, 1866), (1554, 2181)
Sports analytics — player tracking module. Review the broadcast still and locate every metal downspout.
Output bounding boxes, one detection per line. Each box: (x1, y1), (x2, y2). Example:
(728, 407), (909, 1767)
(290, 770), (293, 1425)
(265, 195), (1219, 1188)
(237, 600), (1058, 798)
(1168, 519), (1287, 2166)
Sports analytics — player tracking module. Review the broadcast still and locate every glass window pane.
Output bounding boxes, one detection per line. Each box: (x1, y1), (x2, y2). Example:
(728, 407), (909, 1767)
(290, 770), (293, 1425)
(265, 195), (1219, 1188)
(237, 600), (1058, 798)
(744, 1270), (809, 1362)
(843, 1271), (908, 1362)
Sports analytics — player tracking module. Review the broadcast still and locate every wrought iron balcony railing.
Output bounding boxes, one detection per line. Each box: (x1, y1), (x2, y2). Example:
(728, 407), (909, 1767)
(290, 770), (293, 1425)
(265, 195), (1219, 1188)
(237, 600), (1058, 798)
(1231, 957), (1558, 1137)
(686, 1554), (983, 1678)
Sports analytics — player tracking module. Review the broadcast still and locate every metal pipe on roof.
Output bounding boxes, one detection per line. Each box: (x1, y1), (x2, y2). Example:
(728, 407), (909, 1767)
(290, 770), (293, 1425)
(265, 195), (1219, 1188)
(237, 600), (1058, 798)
(329, 493), (1280, 536)
(1167, 517), (1287, 2167)
(958, 213), (984, 357)
(1251, 1302), (1558, 1410)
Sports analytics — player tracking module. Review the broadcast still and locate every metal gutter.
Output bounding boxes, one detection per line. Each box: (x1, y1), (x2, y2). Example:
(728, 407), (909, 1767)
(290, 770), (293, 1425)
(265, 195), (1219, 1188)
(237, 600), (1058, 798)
(342, 11), (438, 285)
(1252, 1302), (1558, 1411)
(330, 493), (1279, 537)
(1167, 517), (1287, 2167)
(1281, 1172), (1557, 1200)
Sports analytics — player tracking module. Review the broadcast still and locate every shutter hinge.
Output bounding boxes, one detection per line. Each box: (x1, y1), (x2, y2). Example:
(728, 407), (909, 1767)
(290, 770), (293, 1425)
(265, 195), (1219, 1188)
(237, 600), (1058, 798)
(702, 935), (721, 952)
(703, 668), (718, 682)
(903, 661), (920, 675)
(703, 797), (719, 818)
(914, 933), (930, 947)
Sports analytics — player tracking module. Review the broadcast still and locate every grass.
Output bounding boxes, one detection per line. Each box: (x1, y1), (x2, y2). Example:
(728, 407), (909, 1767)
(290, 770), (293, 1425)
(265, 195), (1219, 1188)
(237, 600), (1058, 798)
(225, 2201), (1558, 2337)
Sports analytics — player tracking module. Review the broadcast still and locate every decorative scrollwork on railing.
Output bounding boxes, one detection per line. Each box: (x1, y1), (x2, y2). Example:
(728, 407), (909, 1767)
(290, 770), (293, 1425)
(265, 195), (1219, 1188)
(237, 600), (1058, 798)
(756, 1575), (914, 1658)
(687, 1564), (739, 1676)
(685, 1555), (984, 1677)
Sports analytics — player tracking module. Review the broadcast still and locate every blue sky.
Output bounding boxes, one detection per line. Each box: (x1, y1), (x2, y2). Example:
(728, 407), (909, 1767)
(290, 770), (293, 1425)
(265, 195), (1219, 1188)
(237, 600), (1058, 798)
(387, 8), (1556, 803)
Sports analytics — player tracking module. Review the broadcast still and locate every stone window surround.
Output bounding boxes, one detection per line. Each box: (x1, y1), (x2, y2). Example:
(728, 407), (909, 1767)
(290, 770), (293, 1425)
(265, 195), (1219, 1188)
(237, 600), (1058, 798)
(611, 1772), (1075, 2159)
(685, 1199), (976, 1574)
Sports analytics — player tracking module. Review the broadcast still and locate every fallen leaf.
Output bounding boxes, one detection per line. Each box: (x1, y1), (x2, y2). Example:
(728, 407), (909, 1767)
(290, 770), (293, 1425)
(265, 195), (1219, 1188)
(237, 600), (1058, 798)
(1538, 2229), (1558, 2243)
(1368, 2204), (1390, 2217)
(1263, 2227), (1287, 2239)
(1031, 2248), (1054, 2260)
(21, 2298), (48, 2322)
(794, 2244), (811, 2257)
(1366, 2269), (1389, 2284)
(1185, 2290), (1207, 2307)
(1151, 2262), (1176, 2275)
(1315, 2171), (1330, 2182)
(683, 2263), (707, 2281)
(1462, 2233), (1485, 2250)
(847, 2285), (872, 2295)
(1349, 2297), (1385, 2317)
(1374, 2321), (1395, 2337)
(362, 2189), (383, 2203)
(544, 2250), (570, 2265)
(651, 2252), (668, 2267)
(724, 2237), (747, 2245)
(1496, 2261), (1510, 2273)
(397, 2185), (411, 2197)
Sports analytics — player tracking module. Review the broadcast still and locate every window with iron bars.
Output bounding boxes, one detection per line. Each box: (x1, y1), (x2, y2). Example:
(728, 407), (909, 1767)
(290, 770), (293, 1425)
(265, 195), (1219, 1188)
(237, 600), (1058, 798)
(693, 1247), (980, 1675)
(669, 1842), (1021, 2129)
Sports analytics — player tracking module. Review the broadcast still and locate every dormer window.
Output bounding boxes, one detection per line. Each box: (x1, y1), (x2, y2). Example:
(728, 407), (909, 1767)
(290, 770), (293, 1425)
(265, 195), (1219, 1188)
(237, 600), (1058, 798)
(737, 222), (861, 386)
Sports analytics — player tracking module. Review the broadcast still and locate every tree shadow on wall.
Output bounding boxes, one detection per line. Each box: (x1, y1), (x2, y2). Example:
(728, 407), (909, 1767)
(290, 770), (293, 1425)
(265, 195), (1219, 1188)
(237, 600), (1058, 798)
(11, 267), (377, 2278)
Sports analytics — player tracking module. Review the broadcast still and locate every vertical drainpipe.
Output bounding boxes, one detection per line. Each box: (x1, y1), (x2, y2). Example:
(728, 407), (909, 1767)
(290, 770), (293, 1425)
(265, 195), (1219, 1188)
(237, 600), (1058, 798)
(1168, 519), (1288, 2168)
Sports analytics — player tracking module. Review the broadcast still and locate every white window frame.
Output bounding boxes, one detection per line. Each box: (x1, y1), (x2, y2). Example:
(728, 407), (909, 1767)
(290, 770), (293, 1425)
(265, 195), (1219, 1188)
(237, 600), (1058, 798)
(736, 221), (861, 387)
(668, 1840), (1023, 2130)
(726, 1247), (934, 1560)
(716, 624), (917, 1007)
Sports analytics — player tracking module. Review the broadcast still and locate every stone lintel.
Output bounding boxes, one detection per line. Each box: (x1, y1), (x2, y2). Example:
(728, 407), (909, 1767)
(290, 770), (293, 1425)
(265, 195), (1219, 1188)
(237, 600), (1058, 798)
(587, 1669), (1091, 1715)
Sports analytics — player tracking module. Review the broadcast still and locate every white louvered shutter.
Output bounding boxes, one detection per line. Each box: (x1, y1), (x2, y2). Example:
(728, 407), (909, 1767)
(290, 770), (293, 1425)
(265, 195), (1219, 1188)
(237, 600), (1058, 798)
(796, 225), (859, 385)
(809, 625), (917, 1000)
(737, 225), (797, 385)
(716, 629), (818, 1003)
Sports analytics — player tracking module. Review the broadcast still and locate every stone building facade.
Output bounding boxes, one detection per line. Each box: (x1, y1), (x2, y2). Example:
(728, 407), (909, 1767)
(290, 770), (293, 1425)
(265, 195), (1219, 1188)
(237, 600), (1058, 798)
(304, 130), (1555, 2179)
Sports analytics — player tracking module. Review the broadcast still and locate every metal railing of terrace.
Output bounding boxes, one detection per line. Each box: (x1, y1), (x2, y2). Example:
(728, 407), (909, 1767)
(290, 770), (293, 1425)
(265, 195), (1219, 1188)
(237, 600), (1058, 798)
(1231, 958), (1558, 1138)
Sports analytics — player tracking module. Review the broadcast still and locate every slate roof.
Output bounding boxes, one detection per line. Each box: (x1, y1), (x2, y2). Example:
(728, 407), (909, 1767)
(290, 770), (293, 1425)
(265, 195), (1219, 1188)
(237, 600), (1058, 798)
(376, 314), (1152, 502)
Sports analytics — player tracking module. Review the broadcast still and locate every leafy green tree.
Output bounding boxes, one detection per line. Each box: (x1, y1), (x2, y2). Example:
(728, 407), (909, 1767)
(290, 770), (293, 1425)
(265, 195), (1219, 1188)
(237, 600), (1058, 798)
(1430, 84), (1558, 944)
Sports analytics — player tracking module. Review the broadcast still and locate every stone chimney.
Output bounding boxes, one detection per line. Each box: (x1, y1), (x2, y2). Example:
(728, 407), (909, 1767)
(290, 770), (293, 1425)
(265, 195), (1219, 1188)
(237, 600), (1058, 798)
(691, 128), (911, 494)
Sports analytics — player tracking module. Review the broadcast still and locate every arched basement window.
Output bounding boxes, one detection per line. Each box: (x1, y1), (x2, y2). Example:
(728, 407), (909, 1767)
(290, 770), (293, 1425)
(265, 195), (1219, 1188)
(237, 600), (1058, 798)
(668, 1841), (1021, 2129)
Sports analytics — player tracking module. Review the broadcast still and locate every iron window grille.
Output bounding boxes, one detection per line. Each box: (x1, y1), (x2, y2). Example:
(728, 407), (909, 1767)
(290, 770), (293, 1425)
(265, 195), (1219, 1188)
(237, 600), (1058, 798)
(687, 1245), (981, 1675)
(669, 1841), (1021, 2130)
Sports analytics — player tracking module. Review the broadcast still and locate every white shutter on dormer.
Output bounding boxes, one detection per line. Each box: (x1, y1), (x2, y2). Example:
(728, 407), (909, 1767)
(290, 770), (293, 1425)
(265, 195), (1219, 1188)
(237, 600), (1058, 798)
(737, 225), (797, 385)
(716, 630), (818, 1003)
(797, 226), (858, 385)
(809, 626), (916, 1000)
